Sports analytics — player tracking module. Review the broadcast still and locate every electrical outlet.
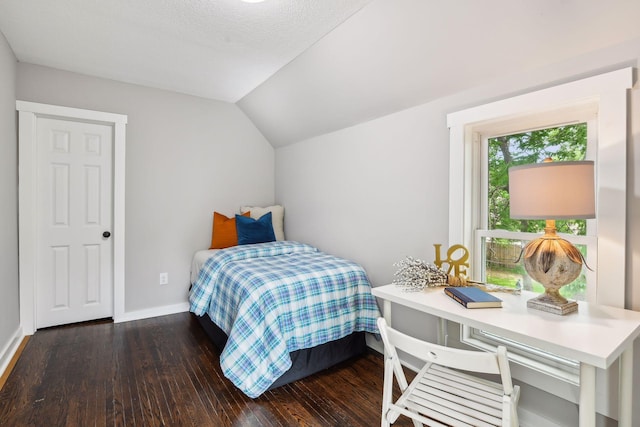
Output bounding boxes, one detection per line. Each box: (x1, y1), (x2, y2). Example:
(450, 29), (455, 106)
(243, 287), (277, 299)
(159, 272), (169, 285)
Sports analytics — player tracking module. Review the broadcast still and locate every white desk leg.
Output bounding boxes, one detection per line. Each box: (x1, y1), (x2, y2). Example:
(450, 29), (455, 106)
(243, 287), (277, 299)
(619, 346), (633, 427)
(383, 300), (391, 326)
(579, 363), (596, 427)
(437, 318), (447, 346)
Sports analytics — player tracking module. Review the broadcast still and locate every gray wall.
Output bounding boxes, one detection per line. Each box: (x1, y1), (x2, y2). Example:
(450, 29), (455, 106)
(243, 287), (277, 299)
(275, 38), (640, 427)
(16, 63), (275, 313)
(0, 32), (19, 362)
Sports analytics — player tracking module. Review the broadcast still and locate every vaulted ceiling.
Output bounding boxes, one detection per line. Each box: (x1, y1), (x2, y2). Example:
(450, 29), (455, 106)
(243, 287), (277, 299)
(2, 0), (640, 147)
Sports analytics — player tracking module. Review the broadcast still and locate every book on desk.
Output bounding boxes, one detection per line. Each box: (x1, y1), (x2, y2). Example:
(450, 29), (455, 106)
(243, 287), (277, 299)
(444, 286), (503, 309)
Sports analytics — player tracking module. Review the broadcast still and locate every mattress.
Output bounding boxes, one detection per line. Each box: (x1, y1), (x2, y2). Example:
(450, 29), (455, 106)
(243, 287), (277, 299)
(190, 249), (219, 284)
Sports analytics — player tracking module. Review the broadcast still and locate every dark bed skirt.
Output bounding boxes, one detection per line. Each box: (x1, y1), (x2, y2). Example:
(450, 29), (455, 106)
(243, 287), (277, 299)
(194, 313), (367, 390)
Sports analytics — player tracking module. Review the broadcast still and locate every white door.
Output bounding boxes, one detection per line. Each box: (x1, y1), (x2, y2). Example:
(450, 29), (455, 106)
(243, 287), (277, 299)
(36, 117), (114, 328)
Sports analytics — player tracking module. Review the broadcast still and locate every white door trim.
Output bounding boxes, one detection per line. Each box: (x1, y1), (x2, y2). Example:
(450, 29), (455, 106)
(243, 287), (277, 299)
(17, 101), (127, 334)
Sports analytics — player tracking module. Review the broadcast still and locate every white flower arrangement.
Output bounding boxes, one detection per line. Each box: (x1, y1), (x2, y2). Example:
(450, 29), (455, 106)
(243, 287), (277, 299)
(392, 256), (464, 291)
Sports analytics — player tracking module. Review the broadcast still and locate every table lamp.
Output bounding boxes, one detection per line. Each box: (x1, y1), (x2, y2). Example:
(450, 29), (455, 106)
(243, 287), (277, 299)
(508, 158), (595, 315)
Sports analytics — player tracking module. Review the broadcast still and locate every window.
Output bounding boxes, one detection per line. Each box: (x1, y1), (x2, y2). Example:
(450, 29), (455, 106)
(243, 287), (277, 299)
(480, 123), (595, 302)
(447, 68), (631, 387)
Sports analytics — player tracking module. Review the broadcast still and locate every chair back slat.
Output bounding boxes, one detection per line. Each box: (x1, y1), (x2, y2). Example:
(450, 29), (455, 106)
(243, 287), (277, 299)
(380, 318), (501, 374)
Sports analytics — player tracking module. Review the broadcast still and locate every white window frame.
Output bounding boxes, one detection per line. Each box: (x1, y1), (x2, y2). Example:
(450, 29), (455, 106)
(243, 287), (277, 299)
(446, 68), (632, 388)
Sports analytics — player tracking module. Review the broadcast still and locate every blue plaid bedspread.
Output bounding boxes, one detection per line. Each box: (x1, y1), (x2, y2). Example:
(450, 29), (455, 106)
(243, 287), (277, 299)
(189, 241), (380, 398)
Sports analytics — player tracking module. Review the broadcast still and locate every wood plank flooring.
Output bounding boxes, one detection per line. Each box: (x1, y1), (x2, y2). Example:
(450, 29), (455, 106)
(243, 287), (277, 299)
(0, 312), (413, 426)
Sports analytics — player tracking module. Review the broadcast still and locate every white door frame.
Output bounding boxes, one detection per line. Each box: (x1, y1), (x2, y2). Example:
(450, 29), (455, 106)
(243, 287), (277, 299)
(17, 101), (127, 334)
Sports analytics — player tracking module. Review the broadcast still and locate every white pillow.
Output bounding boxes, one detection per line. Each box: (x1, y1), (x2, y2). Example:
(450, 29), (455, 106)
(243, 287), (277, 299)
(240, 205), (285, 241)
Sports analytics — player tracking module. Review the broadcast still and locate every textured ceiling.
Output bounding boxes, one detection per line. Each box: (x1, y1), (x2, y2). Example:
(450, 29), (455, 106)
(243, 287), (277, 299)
(0, 0), (371, 102)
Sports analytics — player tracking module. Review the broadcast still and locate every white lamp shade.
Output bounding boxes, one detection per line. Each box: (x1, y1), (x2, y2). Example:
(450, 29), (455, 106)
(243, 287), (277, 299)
(508, 160), (595, 219)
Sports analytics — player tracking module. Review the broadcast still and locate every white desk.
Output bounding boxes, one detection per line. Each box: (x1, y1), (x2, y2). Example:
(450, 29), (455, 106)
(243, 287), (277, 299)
(372, 284), (640, 427)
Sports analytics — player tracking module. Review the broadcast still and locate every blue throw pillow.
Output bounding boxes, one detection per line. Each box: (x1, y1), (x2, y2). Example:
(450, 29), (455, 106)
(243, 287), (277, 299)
(236, 212), (276, 245)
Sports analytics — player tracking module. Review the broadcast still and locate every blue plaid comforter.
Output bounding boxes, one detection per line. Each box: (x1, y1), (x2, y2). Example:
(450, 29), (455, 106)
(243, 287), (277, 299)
(189, 241), (380, 398)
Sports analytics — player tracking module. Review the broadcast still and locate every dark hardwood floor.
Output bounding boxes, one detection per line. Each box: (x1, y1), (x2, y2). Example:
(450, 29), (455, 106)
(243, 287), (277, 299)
(0, 312), (413, 426)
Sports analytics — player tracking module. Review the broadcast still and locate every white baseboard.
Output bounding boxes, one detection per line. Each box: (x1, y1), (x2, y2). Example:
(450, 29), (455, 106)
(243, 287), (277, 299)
(365, 334), (384, 354)
(0, 326), (25, 380)
(517, 407), (564, 427)
(114, 302), (190, 323)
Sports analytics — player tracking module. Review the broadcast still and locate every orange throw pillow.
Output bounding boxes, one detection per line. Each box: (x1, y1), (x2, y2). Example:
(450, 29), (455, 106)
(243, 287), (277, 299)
(210, 211), (250, 249)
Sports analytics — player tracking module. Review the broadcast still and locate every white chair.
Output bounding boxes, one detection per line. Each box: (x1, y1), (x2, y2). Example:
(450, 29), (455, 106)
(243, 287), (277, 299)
(377, 317), (520, 427)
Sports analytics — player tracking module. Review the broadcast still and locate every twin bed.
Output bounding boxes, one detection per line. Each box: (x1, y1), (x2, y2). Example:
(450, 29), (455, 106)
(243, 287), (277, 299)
(189, 240), (380, 398)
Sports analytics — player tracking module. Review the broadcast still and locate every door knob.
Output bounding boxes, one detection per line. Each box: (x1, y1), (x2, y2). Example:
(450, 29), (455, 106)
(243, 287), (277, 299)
(103, 231), (111, 238)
